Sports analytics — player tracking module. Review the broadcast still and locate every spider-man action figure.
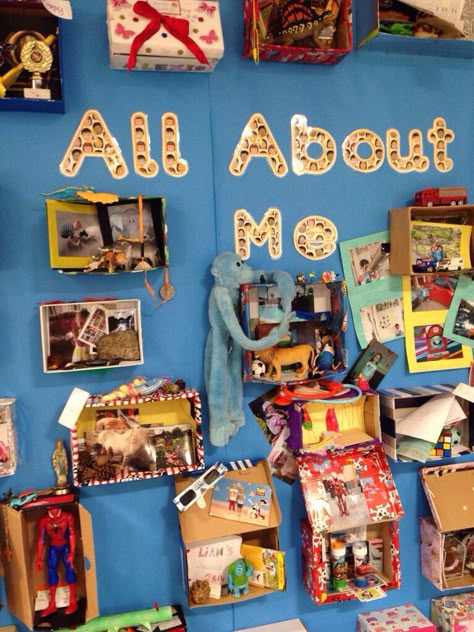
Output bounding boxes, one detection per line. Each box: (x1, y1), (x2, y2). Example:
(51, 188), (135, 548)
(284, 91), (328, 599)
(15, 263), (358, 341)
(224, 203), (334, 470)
(35, 507), (77, 617)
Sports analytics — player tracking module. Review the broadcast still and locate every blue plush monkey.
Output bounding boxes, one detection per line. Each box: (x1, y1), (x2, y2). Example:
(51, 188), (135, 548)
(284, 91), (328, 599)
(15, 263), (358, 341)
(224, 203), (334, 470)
(205, 252), (295, 447)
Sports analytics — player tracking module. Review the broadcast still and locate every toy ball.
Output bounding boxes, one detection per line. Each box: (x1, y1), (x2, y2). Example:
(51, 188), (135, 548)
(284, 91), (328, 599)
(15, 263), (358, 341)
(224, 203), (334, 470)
(251, 359), (266, 377)
(450, 428), (462, 447)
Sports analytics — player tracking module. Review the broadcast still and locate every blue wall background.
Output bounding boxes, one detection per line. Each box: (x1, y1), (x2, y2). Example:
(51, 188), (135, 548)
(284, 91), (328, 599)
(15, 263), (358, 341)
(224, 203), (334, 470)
(0, 1), (473, 631)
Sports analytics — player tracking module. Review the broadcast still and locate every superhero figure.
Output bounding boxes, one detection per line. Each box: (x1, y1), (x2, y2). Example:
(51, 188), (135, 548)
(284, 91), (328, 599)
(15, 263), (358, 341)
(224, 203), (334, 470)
(35, 507), (78, 617)
(331, 473), (349, 517)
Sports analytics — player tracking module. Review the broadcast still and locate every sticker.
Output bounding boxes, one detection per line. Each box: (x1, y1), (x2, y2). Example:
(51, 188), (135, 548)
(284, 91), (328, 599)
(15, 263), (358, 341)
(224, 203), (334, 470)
(234, 208), (282, 260)
(293, 215), (338, 260)
(59, 109), (129, 179)
(229, 113), (288, 177)
(131, 112), (159, 177)
(162, 112), (189, 177)
(342, 129), (384, 173)
(291, 114), (336, 175)
(386, 128), (429, 173)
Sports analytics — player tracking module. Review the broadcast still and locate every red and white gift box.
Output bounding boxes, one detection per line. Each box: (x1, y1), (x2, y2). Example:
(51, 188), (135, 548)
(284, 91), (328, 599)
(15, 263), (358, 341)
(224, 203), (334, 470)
(107, 0), (224, 72)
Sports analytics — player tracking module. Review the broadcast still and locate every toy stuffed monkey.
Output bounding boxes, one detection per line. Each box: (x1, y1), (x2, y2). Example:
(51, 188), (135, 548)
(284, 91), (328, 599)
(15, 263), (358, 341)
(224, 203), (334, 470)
(205, 252), (295, 447)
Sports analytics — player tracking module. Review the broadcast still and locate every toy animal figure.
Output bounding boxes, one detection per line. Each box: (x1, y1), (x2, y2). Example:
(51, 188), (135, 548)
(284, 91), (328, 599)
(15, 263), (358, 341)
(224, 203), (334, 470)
(254, 343), (315, 381)
(228, 557), (253, 598)
(205, 253), (295, 446)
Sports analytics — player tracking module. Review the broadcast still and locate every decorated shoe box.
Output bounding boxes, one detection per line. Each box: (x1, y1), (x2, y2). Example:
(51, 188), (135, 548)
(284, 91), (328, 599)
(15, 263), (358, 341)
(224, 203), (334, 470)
(355, 0), (474, 59)
(241, 280), (348, 384)
(39, 299), (143, 374)
(174, 459), (283, 608)
(0, 492), (98, 631)
(357, 603), (435, 632)
(431, 593), (474, 631)
(0, 0), (64, 112)
(389, 205), (474, 276)
(298, 440), (404, 605)
(67, 382), (204, 486)
(107, 0), (224, 72)
(420, 462), (474, 591)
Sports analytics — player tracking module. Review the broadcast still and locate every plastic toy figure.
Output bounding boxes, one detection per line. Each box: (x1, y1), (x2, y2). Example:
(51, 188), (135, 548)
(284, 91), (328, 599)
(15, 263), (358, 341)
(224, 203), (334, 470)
(227, 557), (253, 598)
(35, 507), (78, 617)
(52, 439), (69, 491)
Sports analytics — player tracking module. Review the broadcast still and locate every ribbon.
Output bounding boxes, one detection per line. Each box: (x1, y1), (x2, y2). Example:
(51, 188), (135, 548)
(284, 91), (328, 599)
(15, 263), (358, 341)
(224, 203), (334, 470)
(127, 1), (209, 70)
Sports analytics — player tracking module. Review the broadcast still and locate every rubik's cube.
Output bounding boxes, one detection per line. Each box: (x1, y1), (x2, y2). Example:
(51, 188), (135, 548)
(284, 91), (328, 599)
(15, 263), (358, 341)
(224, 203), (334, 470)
(430, 428), (453, 458)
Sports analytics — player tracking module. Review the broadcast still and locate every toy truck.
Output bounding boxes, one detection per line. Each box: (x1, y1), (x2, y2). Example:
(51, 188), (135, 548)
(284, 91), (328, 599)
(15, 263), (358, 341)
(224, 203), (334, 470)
(414, 186), (468, 207)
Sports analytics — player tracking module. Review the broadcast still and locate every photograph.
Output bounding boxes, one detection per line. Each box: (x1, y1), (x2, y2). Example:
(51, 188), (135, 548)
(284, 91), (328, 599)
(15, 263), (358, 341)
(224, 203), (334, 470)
(347, 239), (391, 286)
(413, 324), (464, 364)
(410, 221), (471, 272)
(95, 408), (140, 430)
(409, 274), (458, 311)
(359, 298), (404, 342)
(345, 339), (398, 392)
(209, 478), (273, 527)
(83, 428), (157, 477)
(46, 199), (104, 268)
(453, 298), (474, 340)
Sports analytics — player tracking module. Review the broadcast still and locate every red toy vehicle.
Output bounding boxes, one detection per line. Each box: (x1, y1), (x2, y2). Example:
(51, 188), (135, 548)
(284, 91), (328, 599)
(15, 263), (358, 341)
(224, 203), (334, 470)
(414, 186), (468, 207)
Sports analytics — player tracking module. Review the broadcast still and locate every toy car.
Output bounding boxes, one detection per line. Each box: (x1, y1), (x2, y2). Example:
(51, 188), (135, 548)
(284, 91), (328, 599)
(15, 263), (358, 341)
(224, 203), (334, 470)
(9, 489), (37, 508)
(412, 258), (438, 273)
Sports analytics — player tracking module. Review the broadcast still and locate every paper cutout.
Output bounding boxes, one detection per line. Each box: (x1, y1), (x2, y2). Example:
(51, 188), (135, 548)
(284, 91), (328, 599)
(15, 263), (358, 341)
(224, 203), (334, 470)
(427, 116), (454, 172)
(162, 112), (188, 177)
(59, 109), (129, 179)
(293, 215), (338, 260)
(342, 129), (384, 173)
(229, 113), (288, 177)
(291, 114), (336, 175)
(131, 112), (159, 177)
(386, 128), (429, 173)
(42, 0), (72, 19)
(234, 208), (282, 259)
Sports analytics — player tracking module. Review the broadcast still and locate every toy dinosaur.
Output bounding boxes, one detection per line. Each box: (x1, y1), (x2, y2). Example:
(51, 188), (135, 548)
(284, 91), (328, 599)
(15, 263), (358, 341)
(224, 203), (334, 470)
(205, 252), (295, 446)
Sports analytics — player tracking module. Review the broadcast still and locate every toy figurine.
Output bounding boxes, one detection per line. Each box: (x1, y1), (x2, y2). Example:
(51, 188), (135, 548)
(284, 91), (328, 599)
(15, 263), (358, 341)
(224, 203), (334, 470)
(205, 252), (295, 446)
(227, 557), (253, 598)
(315, 334), (340, 372)
(52, 439), (69, 493)
(35, 506), (78, 617)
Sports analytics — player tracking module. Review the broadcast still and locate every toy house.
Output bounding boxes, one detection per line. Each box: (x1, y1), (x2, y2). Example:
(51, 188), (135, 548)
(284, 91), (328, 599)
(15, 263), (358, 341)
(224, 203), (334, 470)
(0, 0), (64, 112)
(106, 0), (224, 72)
(241, 280), (347, 384)
(70, 382), (204, 487)
(420, 462), (474, 591)
(298, 440), (404, 605)
(174, 460), (283, 608)
(389, 204), (474, 276)
(0, 491), (98, 630)
(242, 0), (352, 66)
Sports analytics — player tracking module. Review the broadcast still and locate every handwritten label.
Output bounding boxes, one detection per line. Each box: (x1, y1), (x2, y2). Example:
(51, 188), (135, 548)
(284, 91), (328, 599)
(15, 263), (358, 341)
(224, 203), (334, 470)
(42, 0), (73, 19)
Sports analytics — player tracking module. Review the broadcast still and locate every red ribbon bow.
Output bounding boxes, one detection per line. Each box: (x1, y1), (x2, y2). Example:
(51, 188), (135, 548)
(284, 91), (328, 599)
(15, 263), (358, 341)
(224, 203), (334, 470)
(127, 1), (210, 70)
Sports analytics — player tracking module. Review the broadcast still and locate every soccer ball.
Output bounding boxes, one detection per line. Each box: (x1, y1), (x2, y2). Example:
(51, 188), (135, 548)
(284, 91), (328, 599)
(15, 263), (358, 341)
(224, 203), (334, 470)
(251, 359), (266, 377)
(450, 428), (462, 447)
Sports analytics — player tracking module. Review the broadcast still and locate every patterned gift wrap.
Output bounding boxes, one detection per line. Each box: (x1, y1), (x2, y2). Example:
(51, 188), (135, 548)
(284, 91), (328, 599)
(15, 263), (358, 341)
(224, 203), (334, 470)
(358, 603), (435, 631)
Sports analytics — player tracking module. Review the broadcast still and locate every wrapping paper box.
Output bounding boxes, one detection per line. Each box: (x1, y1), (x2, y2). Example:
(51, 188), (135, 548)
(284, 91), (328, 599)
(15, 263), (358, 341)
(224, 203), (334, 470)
(107, 0), (224, 72)
(431, 593), (474, 631)
(358, 603), (435, 631)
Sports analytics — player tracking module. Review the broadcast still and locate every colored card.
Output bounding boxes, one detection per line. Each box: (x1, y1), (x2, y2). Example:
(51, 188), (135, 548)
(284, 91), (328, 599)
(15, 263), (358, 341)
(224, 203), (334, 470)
(209, 478), (272, 527)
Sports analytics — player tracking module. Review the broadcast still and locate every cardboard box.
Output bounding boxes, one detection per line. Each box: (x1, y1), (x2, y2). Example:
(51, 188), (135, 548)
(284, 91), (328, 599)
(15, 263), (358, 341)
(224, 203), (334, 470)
(71, 385), (204, 486)
(431, 593), (474, 631)
(241, 281), (348, 384)
(1, 494), (98, 630)
(174, 460), (283, 608)
(242, 0), (352, 66)
(358, 603), (435, 631)
(39, 299), (143, 374)
(0, 1), (64, 112)
(389, 205), (474, 276)
(45, 196), (168, 273)
(107, 0), (224, 72)
(298, 440), (404, 605)
(234, 621), (308, 632)
(377, 384), (472, 461)
(355, 0), (474, 59)
(420, 462), (474, 591)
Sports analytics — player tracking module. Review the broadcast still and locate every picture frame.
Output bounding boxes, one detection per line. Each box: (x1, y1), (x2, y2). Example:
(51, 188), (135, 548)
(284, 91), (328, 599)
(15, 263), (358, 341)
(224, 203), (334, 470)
(39, 299), (143, 373)
(345, 339), (398, 392)
(46, 200), (104, 269)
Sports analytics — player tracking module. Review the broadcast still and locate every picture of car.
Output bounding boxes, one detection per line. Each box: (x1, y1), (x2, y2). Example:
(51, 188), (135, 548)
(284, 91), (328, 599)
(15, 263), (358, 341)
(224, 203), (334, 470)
(437, 257), (464, 272)
(422, 276), (458, 308)
(412, 258), (438, 273)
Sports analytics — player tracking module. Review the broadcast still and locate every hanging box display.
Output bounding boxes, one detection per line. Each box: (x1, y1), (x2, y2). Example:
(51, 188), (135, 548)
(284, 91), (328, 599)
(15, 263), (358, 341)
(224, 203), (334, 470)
(420, 462), (474, 591)
(298, 440), (404, 605)
(107, 0), (224, 72)
(242, 0), (352, 66)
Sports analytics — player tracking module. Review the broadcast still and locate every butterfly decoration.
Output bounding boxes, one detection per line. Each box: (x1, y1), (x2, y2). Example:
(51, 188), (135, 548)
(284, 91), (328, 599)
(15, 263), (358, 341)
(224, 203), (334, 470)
(200, 29), (218, 44)
(0, 41), (13, 69)
(111, 0), (131, 8)
(115, 22), (135, 39)
(198, 2), (216, 15)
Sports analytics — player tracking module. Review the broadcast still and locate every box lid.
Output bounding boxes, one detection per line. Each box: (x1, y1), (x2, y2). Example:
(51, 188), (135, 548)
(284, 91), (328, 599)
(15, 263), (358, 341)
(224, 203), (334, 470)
(298, 439), (404, 533)
(420, 463), (474, 532)
(175, 460), (282, 544)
